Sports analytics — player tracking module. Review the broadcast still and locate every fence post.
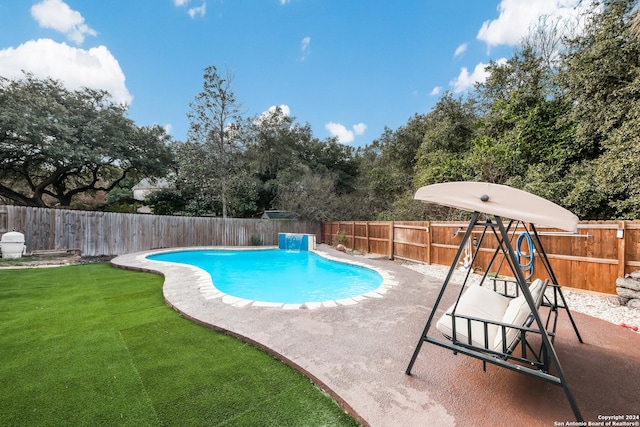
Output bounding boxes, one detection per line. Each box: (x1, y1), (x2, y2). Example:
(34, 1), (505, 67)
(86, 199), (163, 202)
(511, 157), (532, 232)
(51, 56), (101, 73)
(425, 221), (431, 265)
(351, 221), (355, 250)
(365, 221), (370, 253)
(617, 220), (627, 278)
(388, 221), (394, 260)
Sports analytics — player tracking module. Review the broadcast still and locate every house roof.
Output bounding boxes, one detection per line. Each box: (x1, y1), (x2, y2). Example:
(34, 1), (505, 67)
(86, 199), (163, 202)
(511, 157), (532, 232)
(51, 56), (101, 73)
(132, 178), (171, 191)
(261, 210), (299, 220)
(414, 181), (579, 232)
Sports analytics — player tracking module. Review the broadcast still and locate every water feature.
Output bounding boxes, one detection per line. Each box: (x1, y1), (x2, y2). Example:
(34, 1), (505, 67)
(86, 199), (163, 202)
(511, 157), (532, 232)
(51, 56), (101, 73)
(284, 233), (303, 251)
(277, 233), (315, 251)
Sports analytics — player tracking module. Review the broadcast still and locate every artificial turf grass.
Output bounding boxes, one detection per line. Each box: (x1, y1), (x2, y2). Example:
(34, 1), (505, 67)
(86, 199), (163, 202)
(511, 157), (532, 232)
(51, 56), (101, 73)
(0, 265), (157, 426)
(0, 264), (359, 426)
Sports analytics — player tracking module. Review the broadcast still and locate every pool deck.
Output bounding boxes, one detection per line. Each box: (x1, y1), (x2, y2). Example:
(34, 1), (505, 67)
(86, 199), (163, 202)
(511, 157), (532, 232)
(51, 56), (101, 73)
(112, 246), (640, 427)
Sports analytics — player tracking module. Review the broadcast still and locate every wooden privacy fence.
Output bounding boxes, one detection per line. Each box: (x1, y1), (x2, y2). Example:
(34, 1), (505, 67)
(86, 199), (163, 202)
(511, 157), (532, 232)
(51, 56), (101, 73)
(322, 220), (640, 295)
(0, 206), (321, 257)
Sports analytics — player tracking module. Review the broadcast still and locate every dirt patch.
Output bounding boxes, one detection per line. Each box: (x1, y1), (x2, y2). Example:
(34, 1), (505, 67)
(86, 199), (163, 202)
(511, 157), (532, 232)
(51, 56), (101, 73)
(0, 254), (114, 268)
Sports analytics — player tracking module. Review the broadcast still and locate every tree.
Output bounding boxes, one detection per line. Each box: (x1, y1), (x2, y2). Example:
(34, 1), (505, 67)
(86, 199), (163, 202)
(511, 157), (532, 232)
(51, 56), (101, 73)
(413, 93), (477, 187)
(273, 165), (341, 221)
(184, 66), (247, 218)
(244, 107), (306, 211)
(559, 0), (640, 218)
(104, 176), (139, 212)
(244, 107), (360, 216)
(0, 73), (173, 207)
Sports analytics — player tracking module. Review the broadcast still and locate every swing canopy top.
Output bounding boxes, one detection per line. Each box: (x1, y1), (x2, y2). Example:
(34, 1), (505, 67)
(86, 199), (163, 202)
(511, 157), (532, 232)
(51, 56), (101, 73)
(414, 181), (579, 232)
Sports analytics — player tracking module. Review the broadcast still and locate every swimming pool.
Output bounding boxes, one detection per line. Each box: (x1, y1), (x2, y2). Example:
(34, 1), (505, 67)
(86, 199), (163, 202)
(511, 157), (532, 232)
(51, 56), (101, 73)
(147, 249), (384, 305)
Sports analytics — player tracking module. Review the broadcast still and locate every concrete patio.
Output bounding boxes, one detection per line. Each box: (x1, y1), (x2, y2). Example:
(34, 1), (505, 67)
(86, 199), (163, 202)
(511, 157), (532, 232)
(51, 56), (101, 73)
(112, 246), (640, 427)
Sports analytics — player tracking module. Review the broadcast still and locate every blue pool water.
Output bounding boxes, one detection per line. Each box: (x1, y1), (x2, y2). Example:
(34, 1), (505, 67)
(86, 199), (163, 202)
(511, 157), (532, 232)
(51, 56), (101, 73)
(147, 249), (384, 304)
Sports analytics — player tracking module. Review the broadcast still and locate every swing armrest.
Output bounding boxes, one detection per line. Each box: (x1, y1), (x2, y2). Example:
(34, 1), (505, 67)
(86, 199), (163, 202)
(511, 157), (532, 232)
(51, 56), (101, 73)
(443, 312), (547, 353)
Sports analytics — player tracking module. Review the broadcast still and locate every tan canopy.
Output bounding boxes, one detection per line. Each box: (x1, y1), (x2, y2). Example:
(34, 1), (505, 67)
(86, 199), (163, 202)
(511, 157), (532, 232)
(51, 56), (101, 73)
(414, 181), (579, 232)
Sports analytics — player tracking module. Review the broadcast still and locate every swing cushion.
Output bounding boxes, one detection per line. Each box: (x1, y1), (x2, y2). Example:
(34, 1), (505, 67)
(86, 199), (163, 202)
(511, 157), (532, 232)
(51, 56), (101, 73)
(493, 279), (546, 352)
(436, 285), (511, 349)
(436, 279), (547, 352)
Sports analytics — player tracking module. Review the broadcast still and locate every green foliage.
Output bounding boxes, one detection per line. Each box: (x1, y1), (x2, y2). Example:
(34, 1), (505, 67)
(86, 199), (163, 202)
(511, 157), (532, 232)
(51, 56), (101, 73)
(421, 93), (476, 153)
(244, 107), (360, 218)
(465, 136), (523, 184)
(374, 191), (434, 221)
(413, 94), (477, 187)
(355, 114), (436, 218)
(105, 178), (135, 205)
(0, 265), (358, 426)
(0, 73), (173, 208)
(558, 0), (640, 218)
(145, 187), (188, 215)
(273, 166), (341, 221)
(104, 176), (139, 212)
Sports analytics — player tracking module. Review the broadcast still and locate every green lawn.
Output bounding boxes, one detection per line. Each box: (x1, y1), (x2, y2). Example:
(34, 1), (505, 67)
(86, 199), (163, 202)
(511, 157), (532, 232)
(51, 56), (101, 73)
(0, 264), (359, 426)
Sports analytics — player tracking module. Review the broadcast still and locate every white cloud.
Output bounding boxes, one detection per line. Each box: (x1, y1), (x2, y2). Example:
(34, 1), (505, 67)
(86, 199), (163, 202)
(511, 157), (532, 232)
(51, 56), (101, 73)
(269, 104), (290, 116)
(280, 0), (291, 4)
(454, 43), (467, 57)
(255, 104), (291, 125)
(430, 86), (442, 96)
(352, 123), (367, 136)
(31, 0), (96, 45)
(0, 38), (132, 105)
(301, 36), (311, 60)
(325, 122), (366, 144)
(174, 0), (206, 18)
(164, 124), (173, 135)
(450, 58), (507, 93)
(188, 3), (206, 18)
(477, 0), (586, 47)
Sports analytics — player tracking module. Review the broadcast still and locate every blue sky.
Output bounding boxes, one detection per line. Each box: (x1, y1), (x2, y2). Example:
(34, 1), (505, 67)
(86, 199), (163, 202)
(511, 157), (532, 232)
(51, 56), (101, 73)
(0, 0), (588, 146)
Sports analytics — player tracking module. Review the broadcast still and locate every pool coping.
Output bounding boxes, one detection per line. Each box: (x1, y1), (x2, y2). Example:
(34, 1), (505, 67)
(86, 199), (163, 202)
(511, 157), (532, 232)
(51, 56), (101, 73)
(137, 246), (399, 310)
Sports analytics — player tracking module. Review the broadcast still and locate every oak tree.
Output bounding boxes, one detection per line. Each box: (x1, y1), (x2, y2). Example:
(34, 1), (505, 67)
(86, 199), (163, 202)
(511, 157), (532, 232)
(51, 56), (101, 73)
(0, 74), (172, 207)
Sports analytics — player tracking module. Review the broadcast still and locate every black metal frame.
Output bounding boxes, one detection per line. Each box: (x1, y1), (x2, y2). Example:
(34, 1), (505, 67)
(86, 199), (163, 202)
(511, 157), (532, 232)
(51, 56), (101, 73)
(405, 212), (584, 421)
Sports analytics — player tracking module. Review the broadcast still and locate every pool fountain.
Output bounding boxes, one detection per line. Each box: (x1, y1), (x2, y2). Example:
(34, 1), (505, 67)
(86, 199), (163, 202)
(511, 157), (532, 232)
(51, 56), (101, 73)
(278, 233), (316, 251)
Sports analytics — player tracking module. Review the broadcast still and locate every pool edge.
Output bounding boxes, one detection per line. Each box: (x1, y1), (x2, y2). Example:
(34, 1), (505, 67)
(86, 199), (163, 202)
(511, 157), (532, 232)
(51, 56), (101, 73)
(118, 245), (398, 310)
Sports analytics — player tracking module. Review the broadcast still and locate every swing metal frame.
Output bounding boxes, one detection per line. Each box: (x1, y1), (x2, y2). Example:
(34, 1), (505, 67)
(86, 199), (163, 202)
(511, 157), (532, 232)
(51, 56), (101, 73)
(405, 182), (585, 422)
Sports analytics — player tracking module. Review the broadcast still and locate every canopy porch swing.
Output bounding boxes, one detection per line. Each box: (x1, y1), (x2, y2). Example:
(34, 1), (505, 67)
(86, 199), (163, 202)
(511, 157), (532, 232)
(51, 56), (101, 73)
(405, 182), (585, 421)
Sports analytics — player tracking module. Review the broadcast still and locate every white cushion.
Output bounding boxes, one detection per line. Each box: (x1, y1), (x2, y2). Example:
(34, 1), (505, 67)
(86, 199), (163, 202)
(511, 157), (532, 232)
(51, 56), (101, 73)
(493, 279), (546, 351)
(436, 285), (510, 349)
(528, 279), (544, 302)
(493, 295), (530, 351)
